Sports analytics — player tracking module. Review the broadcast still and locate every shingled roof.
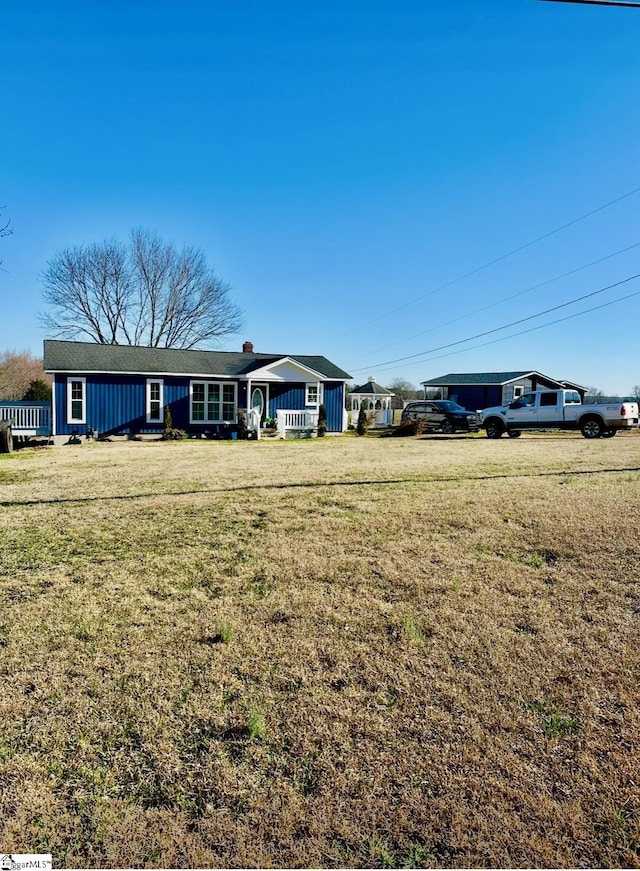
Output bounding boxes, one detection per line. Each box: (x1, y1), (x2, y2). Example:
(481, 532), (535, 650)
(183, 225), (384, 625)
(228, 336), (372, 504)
(43, 340), (351, 380)
(351, 379), (393, 395)
(421, 371), (563, 387)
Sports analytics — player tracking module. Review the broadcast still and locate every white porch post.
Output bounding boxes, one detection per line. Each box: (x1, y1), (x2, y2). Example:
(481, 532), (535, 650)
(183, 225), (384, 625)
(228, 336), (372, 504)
(51, 373), (56, 436)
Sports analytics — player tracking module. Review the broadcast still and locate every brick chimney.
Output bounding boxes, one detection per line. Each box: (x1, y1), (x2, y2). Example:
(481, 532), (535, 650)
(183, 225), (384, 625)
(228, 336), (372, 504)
(242, 341), (254, 353)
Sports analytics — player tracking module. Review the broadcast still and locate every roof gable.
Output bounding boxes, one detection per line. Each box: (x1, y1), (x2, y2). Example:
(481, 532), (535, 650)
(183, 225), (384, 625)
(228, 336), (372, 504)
(242, 357), (328, 382)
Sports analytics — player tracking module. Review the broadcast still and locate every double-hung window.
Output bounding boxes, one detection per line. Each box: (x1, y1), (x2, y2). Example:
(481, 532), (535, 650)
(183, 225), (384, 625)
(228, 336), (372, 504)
(146, 379), (164, 424)
(305, 382), (324, 407)
(190, 381), (237, 423)
(67, 377), (86, 424)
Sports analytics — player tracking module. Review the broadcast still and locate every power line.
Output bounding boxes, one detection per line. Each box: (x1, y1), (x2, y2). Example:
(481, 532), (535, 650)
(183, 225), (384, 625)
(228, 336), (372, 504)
(376, 285), (640, 378)
(536, 0), (640, 8)
(348, 240), (640, 362)
(334, 183), (640, 340)
(410, 286), (640, 368)
(349, 272), (640, 373)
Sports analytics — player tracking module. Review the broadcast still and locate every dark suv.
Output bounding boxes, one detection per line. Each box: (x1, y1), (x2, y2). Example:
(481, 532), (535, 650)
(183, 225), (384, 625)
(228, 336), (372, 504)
(401, 400), (479, 433)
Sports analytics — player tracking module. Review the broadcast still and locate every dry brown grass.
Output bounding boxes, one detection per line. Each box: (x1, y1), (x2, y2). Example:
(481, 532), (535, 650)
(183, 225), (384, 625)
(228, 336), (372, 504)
(0, 431), (639, 868)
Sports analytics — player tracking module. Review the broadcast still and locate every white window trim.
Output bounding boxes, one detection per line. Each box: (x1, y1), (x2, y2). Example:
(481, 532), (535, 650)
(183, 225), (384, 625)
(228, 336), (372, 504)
(189, 380), (238, 424)
(146, 378), (164, 424)
(305, 382), (324, 407)
(67, 376), (86, 425)
(513, 385), (524, 398)
(51, 373), (57, 435)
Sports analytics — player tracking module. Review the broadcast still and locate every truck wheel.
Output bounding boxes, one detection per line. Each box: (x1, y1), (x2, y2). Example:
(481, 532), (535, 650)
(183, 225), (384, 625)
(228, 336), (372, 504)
(0, 426), (13, 453)
(441, 420), (454, 434)
(602, 428), (617, 438)
(507, 430), (522, 438)
(581, 417), (604, 439)
(485, 419), (504, 439)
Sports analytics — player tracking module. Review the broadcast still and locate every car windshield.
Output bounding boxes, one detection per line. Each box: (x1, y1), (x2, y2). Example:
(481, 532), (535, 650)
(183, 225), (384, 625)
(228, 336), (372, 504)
(435, 401), (466, 412)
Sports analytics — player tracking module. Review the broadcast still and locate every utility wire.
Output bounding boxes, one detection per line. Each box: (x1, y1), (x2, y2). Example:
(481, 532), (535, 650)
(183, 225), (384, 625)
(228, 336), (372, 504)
(349, 272), (640, 373)
(348, 240), (640, 362)
(334, 183), (640, 340)
(401, 285), (640, 370)
(536, 0), (640, 8)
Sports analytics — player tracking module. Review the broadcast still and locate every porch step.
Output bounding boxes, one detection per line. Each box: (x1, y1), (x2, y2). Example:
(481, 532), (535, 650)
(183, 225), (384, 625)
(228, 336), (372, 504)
(282, 427), (315, 439)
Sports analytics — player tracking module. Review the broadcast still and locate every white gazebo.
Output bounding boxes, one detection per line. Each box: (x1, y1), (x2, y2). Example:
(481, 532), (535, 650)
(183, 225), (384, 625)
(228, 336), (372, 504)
(349, 377), (394, 428)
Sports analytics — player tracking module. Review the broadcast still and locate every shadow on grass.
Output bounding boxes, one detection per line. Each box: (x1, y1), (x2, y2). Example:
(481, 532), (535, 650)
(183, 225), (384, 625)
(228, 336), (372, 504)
(2, 466), (639, 508)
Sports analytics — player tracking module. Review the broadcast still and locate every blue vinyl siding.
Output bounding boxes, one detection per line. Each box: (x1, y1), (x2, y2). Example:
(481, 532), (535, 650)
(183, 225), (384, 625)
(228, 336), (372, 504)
(54, 375), (346, 435)
(447, 385), (502, 411)
(322, 382), (345, 432)
(268, 383), (305, 418)
(55, 375), (208, 436)
(55, 375), (160, 435)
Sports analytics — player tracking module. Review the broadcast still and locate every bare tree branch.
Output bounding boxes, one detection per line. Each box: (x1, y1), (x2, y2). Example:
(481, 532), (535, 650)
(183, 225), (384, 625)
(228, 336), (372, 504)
(0, 206), (10, 239)
(40, 230), (244, 348)
(0, 205), (12, 269)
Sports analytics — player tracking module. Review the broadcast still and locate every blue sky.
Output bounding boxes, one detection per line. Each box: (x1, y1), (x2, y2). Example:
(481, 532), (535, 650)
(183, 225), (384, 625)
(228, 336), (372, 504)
(2, 0), (640, 393)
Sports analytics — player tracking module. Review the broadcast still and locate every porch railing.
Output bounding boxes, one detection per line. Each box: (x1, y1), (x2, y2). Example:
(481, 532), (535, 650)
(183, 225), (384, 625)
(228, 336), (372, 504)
(276, 409), (319, 438)
(247, 408), (261, 440)
(0, 402), (52, 436)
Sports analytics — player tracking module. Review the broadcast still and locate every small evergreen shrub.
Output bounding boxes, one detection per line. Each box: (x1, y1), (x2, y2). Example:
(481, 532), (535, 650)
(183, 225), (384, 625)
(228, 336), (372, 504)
(22, 379), (52, 401)
(356, 407), (368, 436)
(162, 405), (186, 440)
(317, 403), (327, 437)
(237, 410), (248, 440)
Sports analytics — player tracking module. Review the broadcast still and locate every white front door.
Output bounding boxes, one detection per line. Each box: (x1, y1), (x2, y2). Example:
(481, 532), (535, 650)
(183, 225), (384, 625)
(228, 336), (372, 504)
(251, 387), (265, 424)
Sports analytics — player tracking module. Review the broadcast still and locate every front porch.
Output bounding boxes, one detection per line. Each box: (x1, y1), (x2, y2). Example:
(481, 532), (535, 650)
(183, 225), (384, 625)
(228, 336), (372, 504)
(246, 409), (320, 440)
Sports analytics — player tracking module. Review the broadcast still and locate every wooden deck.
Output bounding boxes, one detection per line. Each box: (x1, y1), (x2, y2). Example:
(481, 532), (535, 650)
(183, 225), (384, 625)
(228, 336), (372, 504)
(0, 402), (52, 437)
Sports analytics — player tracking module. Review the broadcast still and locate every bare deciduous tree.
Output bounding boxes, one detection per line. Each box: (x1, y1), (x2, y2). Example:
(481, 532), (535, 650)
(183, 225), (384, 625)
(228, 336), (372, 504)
(40, 229), (244, 349)
(388, 377), (420, 410)
(584, 386), (605, 403)
(0, 350), (49, 400)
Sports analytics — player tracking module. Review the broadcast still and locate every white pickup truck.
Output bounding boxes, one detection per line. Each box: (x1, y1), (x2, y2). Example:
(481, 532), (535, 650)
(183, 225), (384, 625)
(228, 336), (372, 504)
(481, 389), (639, 439)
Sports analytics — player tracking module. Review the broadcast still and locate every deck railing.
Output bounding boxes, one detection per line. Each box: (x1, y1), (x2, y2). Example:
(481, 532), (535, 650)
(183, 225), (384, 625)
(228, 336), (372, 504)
(0, 402), (51, 436)
(276, 409), (319, 438)
(247, 408), (261, 440)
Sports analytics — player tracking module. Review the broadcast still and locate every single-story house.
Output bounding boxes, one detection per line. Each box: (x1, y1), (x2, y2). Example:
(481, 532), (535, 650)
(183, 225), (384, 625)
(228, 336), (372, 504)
(43, 340), (352, 440)
(348, 377), (394, 428)
(420, 371), (586, 410)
